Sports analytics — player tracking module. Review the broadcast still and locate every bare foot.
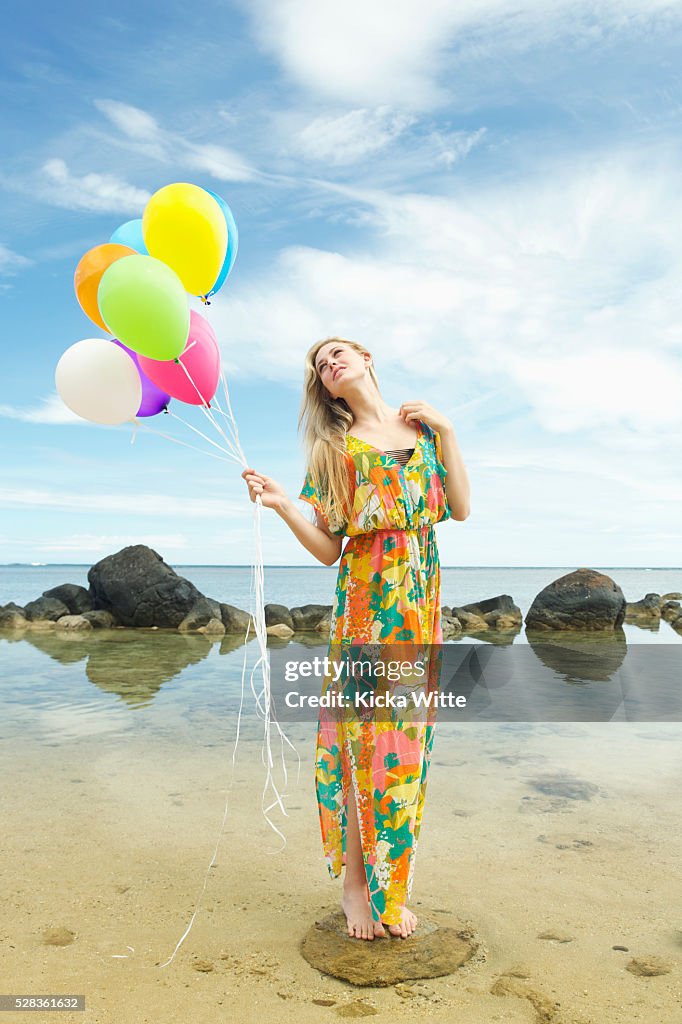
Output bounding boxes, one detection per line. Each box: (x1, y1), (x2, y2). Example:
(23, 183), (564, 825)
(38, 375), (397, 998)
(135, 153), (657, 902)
(341, 883), (387, 940)
(382, 906), (418, 938)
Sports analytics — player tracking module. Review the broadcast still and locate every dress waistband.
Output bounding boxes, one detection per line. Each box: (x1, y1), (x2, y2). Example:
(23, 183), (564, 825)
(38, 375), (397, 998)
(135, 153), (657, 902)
(348, 524), (434, 537)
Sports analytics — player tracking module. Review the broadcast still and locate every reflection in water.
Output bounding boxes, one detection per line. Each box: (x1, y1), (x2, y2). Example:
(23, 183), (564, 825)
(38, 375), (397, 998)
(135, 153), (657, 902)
(527, 629), (627, 682)
(1, 624), (680, 725)
(15, 629), (251, 707)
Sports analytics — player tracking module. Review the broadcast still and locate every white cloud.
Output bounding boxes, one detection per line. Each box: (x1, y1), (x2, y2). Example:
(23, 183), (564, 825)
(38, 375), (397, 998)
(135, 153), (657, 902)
(94, 100), (162, 141)
(0, 395), (82, 425)
(508, 349), (682, 433)
(33, 534), (190, 554)
(94, 101), (257, 183)
(184, 142), (255, 183)
(209, 144), (682, 440)
(0, 487), (242, 519)
(0, 243), (31, 274)
(41, 158), (151, 213)
(243, 0), (682, 108)
(430, 128), (487, 167)
(296, 107), (416, 165)
(244, 0), (459, 108)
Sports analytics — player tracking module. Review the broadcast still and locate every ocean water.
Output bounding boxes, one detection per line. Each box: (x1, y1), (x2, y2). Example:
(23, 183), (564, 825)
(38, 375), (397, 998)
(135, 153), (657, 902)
(2, 564), (681, 624)
(1, 565), (681, 1023)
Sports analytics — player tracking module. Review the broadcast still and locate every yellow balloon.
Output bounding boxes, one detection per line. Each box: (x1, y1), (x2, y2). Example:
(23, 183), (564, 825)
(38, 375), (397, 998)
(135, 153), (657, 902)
(142, 183), (227, 295)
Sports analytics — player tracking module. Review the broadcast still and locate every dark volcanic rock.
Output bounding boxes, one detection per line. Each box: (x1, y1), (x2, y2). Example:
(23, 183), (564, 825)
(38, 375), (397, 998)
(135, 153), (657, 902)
(178, 597), (223, 632)
(661, 600), (681, 623)
(526, 569), (626, 631)
(43, 584), (94, 615)
(624, 593), (661, 622)
(81, 610), (118, 629)
(265, 603), (295, 630)
(219, 603), (254, 634)
(24, 596), (70, 622)
(0, 603), (28, 628)
(456, 594), (522, 630)
(87, 545), (203, 628)
(300, 910), (477, 986)
(291, 604), (333, 630)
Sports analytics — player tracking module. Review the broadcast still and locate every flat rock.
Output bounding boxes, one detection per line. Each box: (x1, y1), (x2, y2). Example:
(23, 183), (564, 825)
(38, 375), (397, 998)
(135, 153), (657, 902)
(527, 772), (601, 801)
(267, 622), (295, 638)
(300, 910), (477, 986)
(81, 609), (117, 629)
(55, 615), (93, 631)
(42, 927), (76, 946)
(198, 617), (226, 636)
(625, 955), (673, 977)
(625, 593), (661, 621)
(456, 594), (522, 630)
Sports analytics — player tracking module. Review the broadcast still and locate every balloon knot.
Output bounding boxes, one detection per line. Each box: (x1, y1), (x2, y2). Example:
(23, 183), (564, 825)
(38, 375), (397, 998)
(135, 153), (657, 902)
(173, 358), (180, 364)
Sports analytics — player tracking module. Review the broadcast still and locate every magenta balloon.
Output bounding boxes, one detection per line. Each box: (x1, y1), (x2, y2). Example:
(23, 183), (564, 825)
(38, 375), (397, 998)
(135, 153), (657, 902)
(111, 339), (171, 417)
(138, 310), (221, 406)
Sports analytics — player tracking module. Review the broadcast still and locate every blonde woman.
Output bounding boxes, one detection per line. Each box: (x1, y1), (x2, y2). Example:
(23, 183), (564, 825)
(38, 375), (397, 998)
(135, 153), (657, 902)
(242, 337), (470, 940)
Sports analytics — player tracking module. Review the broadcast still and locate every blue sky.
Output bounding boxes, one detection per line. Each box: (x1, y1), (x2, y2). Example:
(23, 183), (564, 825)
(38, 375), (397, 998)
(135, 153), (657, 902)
(1, 0), (682, 567)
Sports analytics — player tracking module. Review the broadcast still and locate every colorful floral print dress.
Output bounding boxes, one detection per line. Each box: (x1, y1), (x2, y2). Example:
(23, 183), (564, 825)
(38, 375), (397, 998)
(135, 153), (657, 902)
(298, 419), (451, 926)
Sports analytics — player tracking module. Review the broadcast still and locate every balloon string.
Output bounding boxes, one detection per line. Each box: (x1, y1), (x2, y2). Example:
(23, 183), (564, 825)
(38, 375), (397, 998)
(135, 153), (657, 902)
(164, 408), (242, 462)
(156, 615), (254, 970)
(129, 419), (236, 464)
(152, 315), (301, 971)
(173, 357), (243, 463)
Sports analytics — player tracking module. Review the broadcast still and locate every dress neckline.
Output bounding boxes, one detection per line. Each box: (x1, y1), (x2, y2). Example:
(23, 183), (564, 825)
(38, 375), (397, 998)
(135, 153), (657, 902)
(345, 421), (423, 468)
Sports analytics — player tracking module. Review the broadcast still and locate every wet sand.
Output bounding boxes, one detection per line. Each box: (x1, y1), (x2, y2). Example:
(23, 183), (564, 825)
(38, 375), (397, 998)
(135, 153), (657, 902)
(1, 721), (681, 1023)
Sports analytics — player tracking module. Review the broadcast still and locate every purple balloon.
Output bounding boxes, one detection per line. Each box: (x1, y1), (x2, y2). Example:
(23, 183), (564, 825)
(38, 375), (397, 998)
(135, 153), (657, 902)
(111, 339), (170, 417)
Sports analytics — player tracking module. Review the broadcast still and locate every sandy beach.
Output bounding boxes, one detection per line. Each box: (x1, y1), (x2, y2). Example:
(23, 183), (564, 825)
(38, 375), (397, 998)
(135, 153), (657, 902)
(1, 714), (680, 1024)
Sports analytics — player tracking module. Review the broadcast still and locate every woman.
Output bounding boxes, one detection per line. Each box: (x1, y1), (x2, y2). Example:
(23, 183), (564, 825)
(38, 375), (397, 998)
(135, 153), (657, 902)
(242, 337), (470, 940)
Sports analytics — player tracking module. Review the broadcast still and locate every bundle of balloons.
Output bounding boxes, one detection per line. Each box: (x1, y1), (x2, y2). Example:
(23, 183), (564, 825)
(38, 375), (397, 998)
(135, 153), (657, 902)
(56, 182), (238, 425)
(56, 182), (300, 970)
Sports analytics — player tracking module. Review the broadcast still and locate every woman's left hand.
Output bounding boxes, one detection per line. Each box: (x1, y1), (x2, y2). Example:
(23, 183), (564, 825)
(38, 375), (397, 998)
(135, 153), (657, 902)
(399, 401), (452, 436)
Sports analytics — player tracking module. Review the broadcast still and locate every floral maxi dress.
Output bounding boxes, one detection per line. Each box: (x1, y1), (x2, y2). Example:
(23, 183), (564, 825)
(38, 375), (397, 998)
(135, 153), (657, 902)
(298, 420), (451, 926)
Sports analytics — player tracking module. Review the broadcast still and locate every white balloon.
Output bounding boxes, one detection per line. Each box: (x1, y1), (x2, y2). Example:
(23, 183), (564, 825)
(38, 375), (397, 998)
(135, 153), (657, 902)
(55, 338), (142, 425)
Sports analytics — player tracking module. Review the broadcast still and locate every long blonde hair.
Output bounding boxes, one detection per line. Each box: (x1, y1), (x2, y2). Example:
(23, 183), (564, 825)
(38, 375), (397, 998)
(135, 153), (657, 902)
(298, 336), (382, 530)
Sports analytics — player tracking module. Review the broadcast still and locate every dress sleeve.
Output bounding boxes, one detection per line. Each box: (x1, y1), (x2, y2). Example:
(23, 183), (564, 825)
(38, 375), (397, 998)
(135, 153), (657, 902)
(299, 463), (351, 537)
(433, 429), (452, 522)
(298, 470), (326, 517)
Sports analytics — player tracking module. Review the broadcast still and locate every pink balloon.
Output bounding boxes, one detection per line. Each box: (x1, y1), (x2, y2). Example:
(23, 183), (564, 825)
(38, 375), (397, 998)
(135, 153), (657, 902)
(138, 310), (221, 406)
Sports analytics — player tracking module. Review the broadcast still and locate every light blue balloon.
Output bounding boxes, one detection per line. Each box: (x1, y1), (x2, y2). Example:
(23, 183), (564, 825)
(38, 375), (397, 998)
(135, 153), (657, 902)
(204, 190), (239, 298)
(110, 218), (149, 255)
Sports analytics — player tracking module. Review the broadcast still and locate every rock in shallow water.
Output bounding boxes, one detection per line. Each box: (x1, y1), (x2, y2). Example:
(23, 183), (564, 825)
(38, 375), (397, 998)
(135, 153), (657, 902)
(300, 910), (477, 986)
(526, 568), (626, 631)
(88, 545), (203, 628)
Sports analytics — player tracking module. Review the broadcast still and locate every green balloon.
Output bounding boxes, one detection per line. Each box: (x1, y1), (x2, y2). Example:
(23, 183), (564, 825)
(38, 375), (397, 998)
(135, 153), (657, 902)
(97, 254), (190, 360)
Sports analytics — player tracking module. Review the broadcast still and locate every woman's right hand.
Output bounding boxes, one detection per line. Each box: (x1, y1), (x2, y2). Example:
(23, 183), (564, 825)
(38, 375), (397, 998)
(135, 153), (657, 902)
(241, 468), (288, 510)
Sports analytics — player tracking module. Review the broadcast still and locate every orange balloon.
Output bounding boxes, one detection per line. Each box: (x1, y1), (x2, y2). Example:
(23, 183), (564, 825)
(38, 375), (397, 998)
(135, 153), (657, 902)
(74, 244), (136, 331)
